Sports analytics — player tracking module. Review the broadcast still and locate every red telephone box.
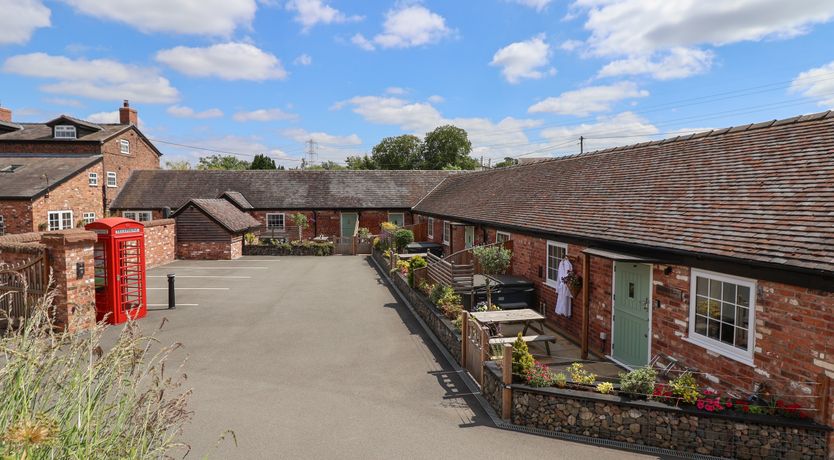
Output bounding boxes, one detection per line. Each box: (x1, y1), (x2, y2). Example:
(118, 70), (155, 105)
(85, 218), (147, 324)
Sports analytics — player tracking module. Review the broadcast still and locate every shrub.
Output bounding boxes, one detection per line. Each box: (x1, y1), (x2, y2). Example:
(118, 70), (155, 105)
(394, 259), (410, 276)
(452, 314), (463, 333)
(440, 302), (463, 321)
(408, 255), (427, 287)
(417, 280), (434, 296)
(523, 362), (556, 388)
(0, 290), (191, 459)
(357, 227), (371, 239)
(475, 302), (501, 312)
(380, 221), (398, 233)
(512, 333), (535, 375)
(393, 228), (414, 251)
(567, 362), (597, 385)
(244, 232), (259, 246)
(472, 245), (512, 306)
(596, 382), (614, 394)
(553, 372), (567, 388)
(670, 372), (700, 405)
(290, 213), (308, 241)
(618, 366), (657, 397)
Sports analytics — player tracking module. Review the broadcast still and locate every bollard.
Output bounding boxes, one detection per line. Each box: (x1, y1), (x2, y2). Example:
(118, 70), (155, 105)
(167, 273), (176, 309)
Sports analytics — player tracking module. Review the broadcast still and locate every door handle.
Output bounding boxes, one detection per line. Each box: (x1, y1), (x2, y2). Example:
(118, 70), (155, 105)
(643, 298), (649, 311)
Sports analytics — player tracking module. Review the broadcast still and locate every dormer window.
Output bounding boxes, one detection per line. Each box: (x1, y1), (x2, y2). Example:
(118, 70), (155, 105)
(54, 125), (77, 139)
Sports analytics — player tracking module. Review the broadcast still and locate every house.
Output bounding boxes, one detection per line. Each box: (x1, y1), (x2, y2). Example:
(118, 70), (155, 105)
(172, 198), (260, 260)
(0, 154), (103, 234)
(412, 111), (834, 428)
(110, 169), (455, 237)
(0, 101), (162, 232)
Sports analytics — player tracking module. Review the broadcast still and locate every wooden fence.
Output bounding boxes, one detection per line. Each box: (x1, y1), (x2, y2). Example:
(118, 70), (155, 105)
(0, 249), (48, 324)
(460, 311), (490, 385)
(425, 252), (474, 292)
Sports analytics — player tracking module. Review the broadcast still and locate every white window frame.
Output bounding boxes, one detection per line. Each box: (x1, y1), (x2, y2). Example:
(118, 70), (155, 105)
(496, 231), (511, 244)
(545, 240), (568, 288)
(427, 217), (434, 239)
(82, 212), (96, 224)
(442, 221), (451, 245)
(106, 171), (117, 188)
(88, 172), (98, 186)
(47, 210), (73, 231)
(686, 268), (756, 366)
(266, 213), (285, 230)
(54, 125), (76, 139)
(122, 210), (152, 222)
(119, 139), (130, 154)
(388, 212), (405, 227)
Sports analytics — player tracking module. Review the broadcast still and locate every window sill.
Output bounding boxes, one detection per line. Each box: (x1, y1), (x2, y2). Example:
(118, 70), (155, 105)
(545, 280), (558, 290)
(682, 336), (755, 367)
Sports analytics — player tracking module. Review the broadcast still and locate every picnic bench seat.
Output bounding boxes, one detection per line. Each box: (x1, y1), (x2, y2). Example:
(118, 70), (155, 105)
(489, 334), (557, 355)
(495, 302), (529, 310)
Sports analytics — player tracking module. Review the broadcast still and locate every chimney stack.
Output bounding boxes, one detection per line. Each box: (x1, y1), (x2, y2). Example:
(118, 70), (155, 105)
(119, 100), (137, 125)
(0, 105), (11, 123)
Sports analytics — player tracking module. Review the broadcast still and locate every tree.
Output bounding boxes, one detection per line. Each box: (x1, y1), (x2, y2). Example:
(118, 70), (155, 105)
(196, 154), (250, 170)
(164, 160), (191, 170)
(306, 161), (345, 170)
(421, 125), (478, 170)
(494, 157), (518, 168)
(370, 135), (423, 169)
(473, 245), (512, 306)
(290, 213), (308, 241)
(250, 154), (276, 170)
(345, 154), (377, 170)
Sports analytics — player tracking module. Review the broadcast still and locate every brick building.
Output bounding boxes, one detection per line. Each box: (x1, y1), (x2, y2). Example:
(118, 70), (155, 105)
(412, 111), (834, 429)
(173, 198), (260, 260)
(111, 169), (453, 238)
(0, 101), (162, 233)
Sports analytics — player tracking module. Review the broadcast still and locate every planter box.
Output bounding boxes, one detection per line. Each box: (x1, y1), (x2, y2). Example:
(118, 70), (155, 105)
(483, 362), (829, 459)
(243, 243), (333, 257)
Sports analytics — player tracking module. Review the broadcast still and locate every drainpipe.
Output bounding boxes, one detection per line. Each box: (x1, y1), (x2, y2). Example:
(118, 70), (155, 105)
(313, 210), (318, 237)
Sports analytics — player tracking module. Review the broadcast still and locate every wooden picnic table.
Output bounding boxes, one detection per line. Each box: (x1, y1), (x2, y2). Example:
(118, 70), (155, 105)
(470, 308), (546, 335)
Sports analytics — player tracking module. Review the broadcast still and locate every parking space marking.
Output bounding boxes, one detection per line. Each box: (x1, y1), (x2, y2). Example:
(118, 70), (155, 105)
(147, 287), (230, 290)
(148, 275), (252, 279)
(161, 267), (268, 270)
(148, 303), (199, 307)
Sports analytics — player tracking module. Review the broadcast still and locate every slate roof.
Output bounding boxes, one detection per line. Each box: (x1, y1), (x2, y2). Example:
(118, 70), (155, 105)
(219, 191), (253, 210)
(414, 111), (834, 274)
(111, 170), (456, 210)
(0, 122), (126, 142)
(0, 153), (102, 199)
(175, 198), (260, 233)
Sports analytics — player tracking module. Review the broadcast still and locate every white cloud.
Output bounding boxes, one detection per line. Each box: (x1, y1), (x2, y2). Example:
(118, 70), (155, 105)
(490, 34), (553, 84)
(597, 47), (714, 80)
(62, 0), (256, 36)
(385, 87), (408, 95)
(529, 82), (648, 116)
(790, 61), (834, 107)
(3, 53), (178, 103)
(540, 111), (659, 152)
(45, 98), (84, 107)
(427, 95), (445, 104)
(573, 0), (834, 57)
(167, 105), (223, 119)
(0, 0), (50, 45)
(559, 39), (583, 52)
(351, 33), (376, 51)
(356, 4), (452, 50)
(156, 43), (286, 81)
(285, 0), (361, 31)
(86, 111), (119, 123)
(334, 95), (543, 159)
(507, 0), (552, 11)
(293, 53), (312, 66)
(233, 108), (298, 122)
(282, 127), (362, 145)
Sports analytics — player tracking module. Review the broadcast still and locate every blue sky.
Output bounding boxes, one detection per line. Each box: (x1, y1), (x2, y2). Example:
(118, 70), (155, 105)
(2, 0), (834, 168)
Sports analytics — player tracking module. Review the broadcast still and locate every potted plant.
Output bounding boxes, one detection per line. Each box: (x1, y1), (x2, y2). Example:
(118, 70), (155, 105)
(562, 269), (583, 298)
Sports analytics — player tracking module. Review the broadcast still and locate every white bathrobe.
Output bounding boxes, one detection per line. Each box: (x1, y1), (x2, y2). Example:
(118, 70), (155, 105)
(555, 258), (573, 317)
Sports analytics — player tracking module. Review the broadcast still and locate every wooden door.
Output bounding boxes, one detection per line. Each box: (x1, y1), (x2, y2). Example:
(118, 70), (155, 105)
(340, 212), (358, 237)
(612, 262), (651, 367)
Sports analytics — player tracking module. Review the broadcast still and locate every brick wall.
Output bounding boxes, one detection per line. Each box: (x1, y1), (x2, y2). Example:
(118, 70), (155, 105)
(0, 200), (33, 234)
(250, 209), (414, 239)
(0, 240), (45, 267)
(176, 238), (240, 260)
(30, 161), (104, 230)
(100, 130), (160, 209)
(143, 218), (175, 268)
(40, 229), (97, 332)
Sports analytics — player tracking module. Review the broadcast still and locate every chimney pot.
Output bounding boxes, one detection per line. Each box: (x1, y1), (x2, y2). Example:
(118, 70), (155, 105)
(118, 100), (137, 125)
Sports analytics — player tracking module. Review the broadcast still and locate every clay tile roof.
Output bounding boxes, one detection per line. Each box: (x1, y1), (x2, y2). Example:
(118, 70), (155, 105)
(414, 111), (834, 274)
(176, 198), (260, 233)
(0, 153), (102, 199)
(111, 170), (457, 211)
(219, 191), (253, 210)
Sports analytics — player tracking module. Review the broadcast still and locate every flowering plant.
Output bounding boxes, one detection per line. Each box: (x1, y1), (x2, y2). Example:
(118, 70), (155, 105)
(596, 382), (614, 394)
(695, 390), (729, 412)
(523, 362), (565, 388)
(561, 269), (582, 297)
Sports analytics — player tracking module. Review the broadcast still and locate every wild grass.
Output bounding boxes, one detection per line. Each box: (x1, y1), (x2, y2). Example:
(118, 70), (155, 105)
(0, 281), (192, 459)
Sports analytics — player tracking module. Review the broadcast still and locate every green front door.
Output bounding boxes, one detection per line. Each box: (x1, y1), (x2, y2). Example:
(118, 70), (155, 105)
(464, 226), (475, 248)
(340, 212), (358, 237)
(613, 262), (651, 367)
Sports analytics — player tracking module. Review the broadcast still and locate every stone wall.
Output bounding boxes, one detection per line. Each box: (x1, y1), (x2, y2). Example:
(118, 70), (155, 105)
(143, 219), (175, 268)
(482, 361), (503, 415)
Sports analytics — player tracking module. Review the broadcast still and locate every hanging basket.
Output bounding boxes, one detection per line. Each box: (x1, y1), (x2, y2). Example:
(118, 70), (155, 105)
(568, 281), (582, 298)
